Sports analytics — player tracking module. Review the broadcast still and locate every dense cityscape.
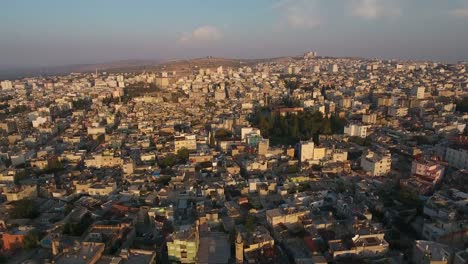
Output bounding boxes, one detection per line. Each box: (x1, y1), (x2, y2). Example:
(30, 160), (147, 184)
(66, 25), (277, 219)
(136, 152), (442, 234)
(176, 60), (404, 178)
(0, 51), (467, 264)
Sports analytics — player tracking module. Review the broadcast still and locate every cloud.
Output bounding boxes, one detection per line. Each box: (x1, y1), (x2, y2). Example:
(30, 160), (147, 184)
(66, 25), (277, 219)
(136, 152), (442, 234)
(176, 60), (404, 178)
(450, 8), (468, 18)
(179, 26), (222, 43)
(273, 0), (322, 29)
(348, 0), (402, 20)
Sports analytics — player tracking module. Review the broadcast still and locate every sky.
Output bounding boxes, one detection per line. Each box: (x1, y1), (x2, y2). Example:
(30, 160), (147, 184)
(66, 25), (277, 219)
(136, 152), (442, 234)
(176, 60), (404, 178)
(1, 0), (468, 69)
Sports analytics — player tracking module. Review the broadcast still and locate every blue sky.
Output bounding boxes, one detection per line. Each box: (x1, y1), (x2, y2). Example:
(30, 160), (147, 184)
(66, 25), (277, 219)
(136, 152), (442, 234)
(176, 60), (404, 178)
(1, 0), (468, 68)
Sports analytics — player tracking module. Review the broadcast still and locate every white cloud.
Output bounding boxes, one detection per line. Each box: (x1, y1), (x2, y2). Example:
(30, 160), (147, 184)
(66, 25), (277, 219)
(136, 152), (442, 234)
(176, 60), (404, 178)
(273, 0), (322, 29)
(179, 26), (222, 43)
(450, 8), (468, 18)
(348, 0), (401, 20)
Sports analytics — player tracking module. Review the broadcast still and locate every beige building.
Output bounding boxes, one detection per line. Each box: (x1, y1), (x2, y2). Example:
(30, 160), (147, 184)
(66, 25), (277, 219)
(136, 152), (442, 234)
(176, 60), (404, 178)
(87, 126), (106, 135)
(174, 134), (197, 153)
(167, 228), (198, 263)
(155, 76), (169, 88)
(88, 182), (117, 196)
(54, 242), (105, 264)
(0, 170), (17, 183)
(313, 147), (326, 161)
(329, 234), (389, 259)
(266, 207), (309, 227)
(360, 150), (392, 176)
(258, 138), (269, 156)
(236, 226), (274, 263)
(85, 154), (123, 168)
(362, 113), (377, 124)
(74, 181), (92, 194)
(4, 185), (37, 201)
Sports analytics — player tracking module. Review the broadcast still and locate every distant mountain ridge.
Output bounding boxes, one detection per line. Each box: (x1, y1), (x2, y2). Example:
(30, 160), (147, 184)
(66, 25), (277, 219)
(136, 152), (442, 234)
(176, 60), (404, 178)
(0, 59), (162, 79)
(0, 56), (289, 80)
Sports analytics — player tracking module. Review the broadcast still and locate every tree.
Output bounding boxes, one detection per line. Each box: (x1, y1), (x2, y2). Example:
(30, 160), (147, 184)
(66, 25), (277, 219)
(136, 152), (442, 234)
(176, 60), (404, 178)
(62, 214), (93, 236)
(215, 128), (232, 139)
(456, 97), (468, 113)
(245, 215), (257, 232)
(284, 80), (300, 91)
(250, 105), (343, 146)
(177, 147), (190, 162)
(336, 179), (346, 193)
(155, 175), (172, 185)
(23, 232), (39, 250)
(72, 98), (91, 110)
(321, 119), (332, 135)
(64, 204), (74, 215)
(162, 220), (174, 236)
(205, 101), (216, 107)
(330, 115), (345, 134)
(9, 199), (39, 219)
(44, 159), (65, 173)
(159, 155), (176, 168)
(312, 164), (323, 171)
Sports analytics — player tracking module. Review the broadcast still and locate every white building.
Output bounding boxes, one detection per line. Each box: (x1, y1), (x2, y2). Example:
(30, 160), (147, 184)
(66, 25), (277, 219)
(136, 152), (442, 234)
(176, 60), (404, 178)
(362, 113), (377, 124)
(412, 86), (425, 99)
(241, 127), (261, 141)
(360, 150), (392, 176)
(388, 107), (408, 117)
(344, 124), (370, 138)
(298, 140), (315, 163)
(411, 159), (445, 183)
(328, 64), (338, 73)
(446, 146), (468, 169)
(413, 240), (452, 264)
(0, 80), (13, 90)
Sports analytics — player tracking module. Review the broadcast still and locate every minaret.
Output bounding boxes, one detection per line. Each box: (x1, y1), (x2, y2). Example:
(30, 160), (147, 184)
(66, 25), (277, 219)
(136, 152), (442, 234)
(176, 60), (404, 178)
(52, 237), (60, 256)
(235, 232), (244, 264)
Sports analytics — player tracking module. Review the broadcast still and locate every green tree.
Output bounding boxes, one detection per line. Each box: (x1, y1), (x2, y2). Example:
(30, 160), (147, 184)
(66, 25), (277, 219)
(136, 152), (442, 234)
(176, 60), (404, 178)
(284, 80), (300, 92)
(336, 179), (346, 193)
(159, 155), (176, 168)
(44, 159), (65, 173)
(312, 164), (323, 171)
(245, 215), (257, 232)
(72, 98), (91, 110)
(250, 105), (343, 146)
(155, 175), (172, 185)
(62, 214), (93, 236)
(9, 199), (39, 219)
(456, 97), (468, 113)
(23, 232), (39, 250)
(64, 204), (74, 215)
(215, 128), (232, 138)
(321, 119), (332, 135)
(177, 147), (190, 162)
(205, 101), (216, 107)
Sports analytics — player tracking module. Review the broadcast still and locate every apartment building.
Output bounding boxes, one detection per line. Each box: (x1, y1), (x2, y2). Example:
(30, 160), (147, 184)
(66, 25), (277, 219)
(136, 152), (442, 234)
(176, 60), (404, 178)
(360, 150), (392, 176)
(167, 228), (198, 263)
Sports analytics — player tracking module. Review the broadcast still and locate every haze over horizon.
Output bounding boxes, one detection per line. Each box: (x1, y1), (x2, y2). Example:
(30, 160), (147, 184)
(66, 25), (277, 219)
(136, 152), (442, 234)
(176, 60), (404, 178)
(2, 0), (468, 69)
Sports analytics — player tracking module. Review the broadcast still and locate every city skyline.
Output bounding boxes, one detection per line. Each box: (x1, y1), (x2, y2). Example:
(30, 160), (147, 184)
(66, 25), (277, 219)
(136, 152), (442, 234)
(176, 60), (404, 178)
(0, 2), (468, 262)
(2, 0), (468, 69)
